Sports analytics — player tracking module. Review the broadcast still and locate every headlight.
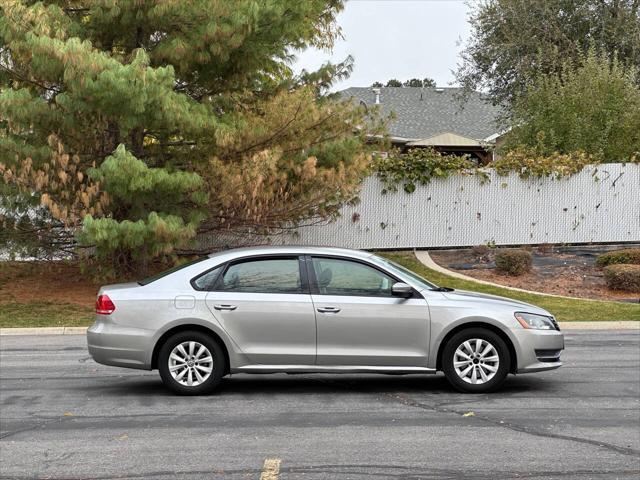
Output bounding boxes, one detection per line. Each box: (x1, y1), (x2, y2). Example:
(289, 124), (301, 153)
(515, 312), (557, 330)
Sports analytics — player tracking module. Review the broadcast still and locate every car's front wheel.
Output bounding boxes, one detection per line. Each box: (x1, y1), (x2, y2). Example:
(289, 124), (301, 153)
(442, 328), (510, 393)
(158, 331), (225, 395)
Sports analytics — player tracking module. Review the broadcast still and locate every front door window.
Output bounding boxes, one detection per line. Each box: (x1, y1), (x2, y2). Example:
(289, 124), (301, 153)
(310, 257), (394, 297)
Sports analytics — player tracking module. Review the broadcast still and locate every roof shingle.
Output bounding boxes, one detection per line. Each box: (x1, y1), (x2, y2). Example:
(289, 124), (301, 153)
(342, 87), (501, 141)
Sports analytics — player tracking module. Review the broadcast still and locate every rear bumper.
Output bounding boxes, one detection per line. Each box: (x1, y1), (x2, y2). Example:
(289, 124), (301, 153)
(511, 327), (565, 374)
(87, 317), (153, 370)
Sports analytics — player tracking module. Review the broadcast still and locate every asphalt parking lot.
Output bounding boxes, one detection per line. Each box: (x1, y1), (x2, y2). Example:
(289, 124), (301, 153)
(1, 330), (639, 480)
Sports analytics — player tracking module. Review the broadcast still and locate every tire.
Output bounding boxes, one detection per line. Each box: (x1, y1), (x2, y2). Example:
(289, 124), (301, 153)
(442, 327), (510, 393)
(158, 330), (226, 395)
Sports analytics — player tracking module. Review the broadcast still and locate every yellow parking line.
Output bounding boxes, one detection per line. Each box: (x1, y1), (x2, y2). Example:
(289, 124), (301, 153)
(260, 458), (281, 480)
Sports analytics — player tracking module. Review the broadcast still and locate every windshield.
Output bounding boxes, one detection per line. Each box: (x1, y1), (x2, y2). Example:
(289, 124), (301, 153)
(138, 257), (207, 286)
(374, 256), (438, 290)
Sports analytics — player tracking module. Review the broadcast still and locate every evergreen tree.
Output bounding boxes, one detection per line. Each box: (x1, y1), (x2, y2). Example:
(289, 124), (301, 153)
(402, 78), (436, 87)
(422, 77), (436, 88)
(0, 1), (379, 271)
(372, 77), (436, 88)
(403, 78), (423, 87)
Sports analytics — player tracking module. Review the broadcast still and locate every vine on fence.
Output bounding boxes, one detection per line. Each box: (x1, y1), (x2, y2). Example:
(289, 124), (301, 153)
(373, 148), (486, 194)
(372, 147), (640, 193)
(493, 149), (596, 179)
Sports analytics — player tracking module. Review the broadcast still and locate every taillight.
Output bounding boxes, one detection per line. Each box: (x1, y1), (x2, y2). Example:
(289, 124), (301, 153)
(96, 294), (115, 315)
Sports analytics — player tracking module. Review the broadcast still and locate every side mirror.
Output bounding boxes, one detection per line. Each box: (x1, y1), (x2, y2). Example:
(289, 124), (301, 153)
(391, 282), (413, 298)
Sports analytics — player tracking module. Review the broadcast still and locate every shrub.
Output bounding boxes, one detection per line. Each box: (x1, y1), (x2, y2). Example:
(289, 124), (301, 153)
(495, 249), (532, 276)
(603, 264), (640, 292)
(471, 244), (491, 257)
(536, 243), (554, 255)
(596, 248), (640, 267)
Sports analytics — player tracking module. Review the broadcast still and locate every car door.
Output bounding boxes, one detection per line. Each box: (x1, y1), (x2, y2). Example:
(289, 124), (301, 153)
(308, 256), (430, 367)
(203, 256), (316, 365)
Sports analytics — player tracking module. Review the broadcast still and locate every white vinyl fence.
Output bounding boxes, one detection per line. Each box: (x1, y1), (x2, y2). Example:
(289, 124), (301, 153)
(278, 163), (640, 249)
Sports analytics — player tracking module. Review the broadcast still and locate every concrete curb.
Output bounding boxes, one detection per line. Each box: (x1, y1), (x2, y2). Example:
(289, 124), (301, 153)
(558, 321), (638, 330)
(1, 322), (638, 336)
(415, 250), (619, 303)
(0, 326), (89, 336)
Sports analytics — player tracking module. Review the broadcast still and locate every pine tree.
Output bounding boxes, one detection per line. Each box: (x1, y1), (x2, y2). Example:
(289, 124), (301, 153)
(0, 1), (378, 272)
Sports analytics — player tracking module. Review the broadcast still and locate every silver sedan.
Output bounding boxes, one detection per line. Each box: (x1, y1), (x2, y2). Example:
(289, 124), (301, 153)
(87, 246), (564, 394)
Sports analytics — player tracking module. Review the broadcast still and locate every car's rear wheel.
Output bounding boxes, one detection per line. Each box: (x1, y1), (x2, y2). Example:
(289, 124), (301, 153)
(158, 331), (225, 395)
(442, 328), (510, 393)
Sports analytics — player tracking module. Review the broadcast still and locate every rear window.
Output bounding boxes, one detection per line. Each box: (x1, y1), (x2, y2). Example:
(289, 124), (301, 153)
(138, 257), (208, 286)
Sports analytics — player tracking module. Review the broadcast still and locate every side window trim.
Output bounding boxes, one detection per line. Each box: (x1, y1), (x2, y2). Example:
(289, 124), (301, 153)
(307, 255), (408, 297)
(302, 255), (317, 294)
(192, 254), (309, 294)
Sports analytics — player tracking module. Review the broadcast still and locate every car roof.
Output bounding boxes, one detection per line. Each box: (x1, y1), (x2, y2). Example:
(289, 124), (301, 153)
(206, 245), (375, 261)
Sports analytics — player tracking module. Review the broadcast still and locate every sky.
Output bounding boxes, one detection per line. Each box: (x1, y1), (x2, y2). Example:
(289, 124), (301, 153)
(292, 0), (472, 91)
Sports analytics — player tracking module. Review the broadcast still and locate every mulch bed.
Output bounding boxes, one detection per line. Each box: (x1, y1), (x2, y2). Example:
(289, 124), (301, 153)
(429, 244), (640, 303)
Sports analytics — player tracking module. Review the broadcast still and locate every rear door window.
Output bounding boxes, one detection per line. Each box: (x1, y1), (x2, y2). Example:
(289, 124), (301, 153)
(218, 258), (303, 294)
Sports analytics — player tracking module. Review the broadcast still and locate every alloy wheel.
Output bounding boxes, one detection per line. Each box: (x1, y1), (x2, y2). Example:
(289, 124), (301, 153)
(168, 341), (214, 387)
(453, 338), (500, 384)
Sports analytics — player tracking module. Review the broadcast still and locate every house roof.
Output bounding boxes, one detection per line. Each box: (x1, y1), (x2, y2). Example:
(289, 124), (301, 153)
(406, 132), (483, 148)
(341, 87), (501, 142)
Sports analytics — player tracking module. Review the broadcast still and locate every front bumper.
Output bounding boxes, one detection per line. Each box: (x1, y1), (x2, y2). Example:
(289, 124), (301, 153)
(511, 327), (564, 374)
(87, 316), (153, 370)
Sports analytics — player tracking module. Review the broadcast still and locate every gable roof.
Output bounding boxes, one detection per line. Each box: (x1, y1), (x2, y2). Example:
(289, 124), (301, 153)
(406, 132), (484, 147)
(341, 87), (501, 142)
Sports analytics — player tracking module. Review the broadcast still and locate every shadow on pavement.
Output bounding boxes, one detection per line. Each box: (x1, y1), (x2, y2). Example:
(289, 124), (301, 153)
(77, 372), (552, 398)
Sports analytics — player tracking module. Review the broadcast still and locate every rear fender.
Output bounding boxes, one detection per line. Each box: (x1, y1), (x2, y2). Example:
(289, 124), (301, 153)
(146, 317), (248, 369)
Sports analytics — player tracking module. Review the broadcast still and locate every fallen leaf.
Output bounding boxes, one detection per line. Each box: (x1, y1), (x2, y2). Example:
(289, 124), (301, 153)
(463, 411), (475, 417)
(63, 412), (74, 417)
(117, 433), (129, 441)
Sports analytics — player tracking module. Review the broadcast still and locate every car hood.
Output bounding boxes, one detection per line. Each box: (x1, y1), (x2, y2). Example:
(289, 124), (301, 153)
(439, 289), (549, 314)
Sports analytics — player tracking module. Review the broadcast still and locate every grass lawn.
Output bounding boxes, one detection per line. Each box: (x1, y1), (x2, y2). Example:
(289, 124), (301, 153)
(382, 252), (640, 322)
(1, 253), (638, 328)
(0, 261), (97, 328)
(0, 301), (93, 328)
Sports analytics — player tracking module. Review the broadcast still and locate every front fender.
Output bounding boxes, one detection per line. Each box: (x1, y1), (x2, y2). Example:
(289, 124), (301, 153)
(428, 315), (518, 370)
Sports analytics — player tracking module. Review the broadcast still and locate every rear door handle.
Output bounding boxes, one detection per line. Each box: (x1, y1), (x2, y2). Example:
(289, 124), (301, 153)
(214, 304), (237, 311)
(317, 306), (341, 313)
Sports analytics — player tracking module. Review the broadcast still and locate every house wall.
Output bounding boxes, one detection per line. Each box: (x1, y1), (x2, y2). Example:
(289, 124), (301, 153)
(277, 163), (639, 249)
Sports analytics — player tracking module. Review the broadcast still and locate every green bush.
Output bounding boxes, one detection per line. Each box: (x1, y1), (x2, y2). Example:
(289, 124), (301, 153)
(603, 264), (640, 292)
(495, 249), (532, 276)
(596, 248), (640, 267)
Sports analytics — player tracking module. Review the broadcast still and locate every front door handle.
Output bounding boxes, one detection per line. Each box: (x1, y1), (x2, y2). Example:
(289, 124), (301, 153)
(214, 304), (237, 311)
(317, 306), (341, 313)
